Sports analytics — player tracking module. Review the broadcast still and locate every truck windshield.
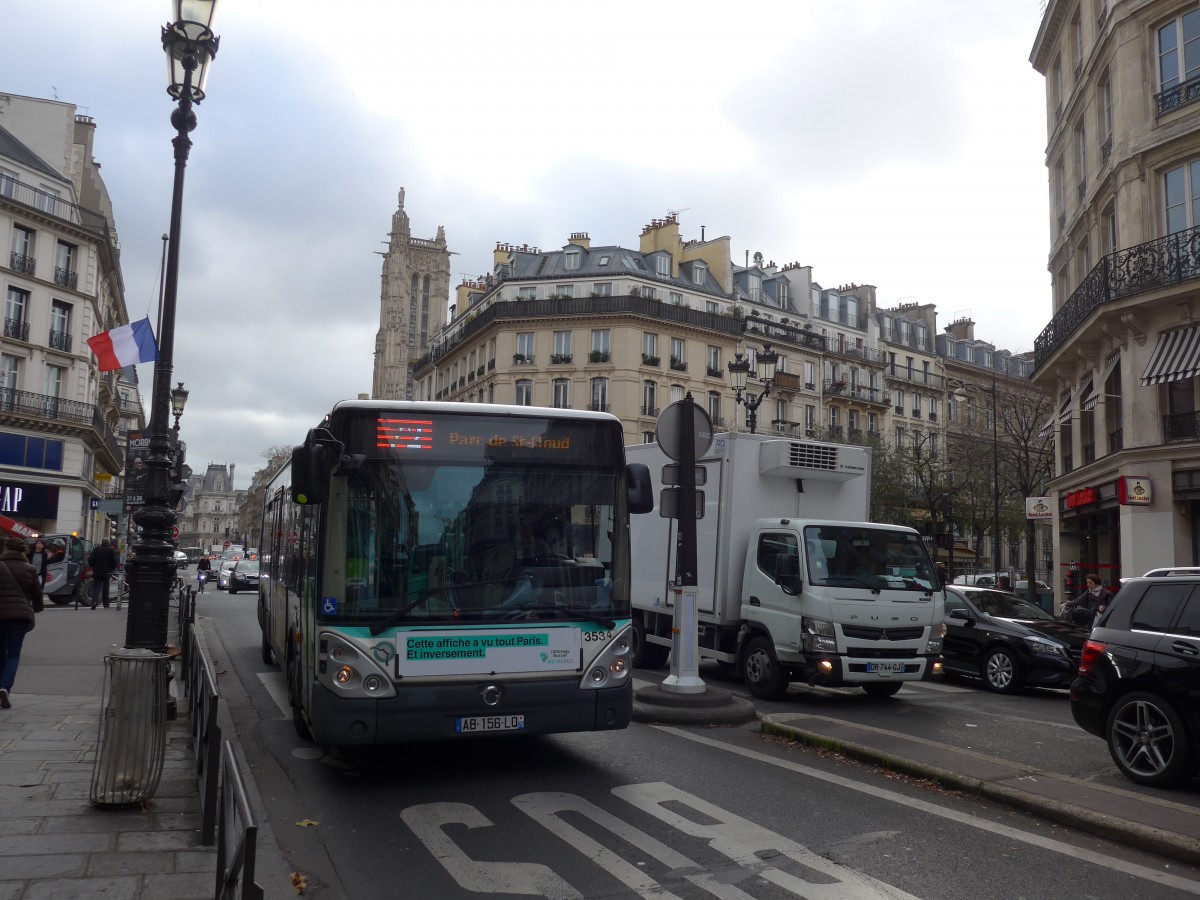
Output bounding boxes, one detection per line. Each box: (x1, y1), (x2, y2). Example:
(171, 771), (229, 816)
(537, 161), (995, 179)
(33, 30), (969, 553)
(804, 525), (937, 592)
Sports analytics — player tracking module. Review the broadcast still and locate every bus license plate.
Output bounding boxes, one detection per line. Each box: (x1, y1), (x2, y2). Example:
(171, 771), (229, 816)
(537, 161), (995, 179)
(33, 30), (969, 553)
(456, 714), (525, 734)
(867, 662), (905, 674)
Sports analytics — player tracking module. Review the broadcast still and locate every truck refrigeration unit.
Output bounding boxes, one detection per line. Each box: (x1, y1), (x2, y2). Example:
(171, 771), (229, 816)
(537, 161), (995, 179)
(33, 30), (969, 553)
(628, 431), (945, 699)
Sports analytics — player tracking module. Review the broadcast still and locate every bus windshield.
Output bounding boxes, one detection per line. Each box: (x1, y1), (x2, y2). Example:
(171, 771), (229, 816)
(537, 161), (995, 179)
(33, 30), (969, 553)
(320, 410), (629, 626)
(804, 525), (938, 592)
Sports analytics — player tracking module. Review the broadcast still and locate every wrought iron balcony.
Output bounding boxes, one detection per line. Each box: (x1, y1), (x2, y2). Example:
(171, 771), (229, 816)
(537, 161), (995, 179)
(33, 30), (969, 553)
(54, 267), (78, 289)
(706, 365), (722, 378)
(1035, 224), (1200, 367)
(884, 365), (945, 389)
(641, 354), (660, 367)
(1077, 179), (1087, 202)
(1082, 442), (1096, 464)
(588, 403), (610, 413)
(0, 387), (121, 465)
(1100, 135), (1112, 164)
(669, 358), (687, 371)
(1109, 428), (1123, 453)
(588, 350), (611, 364)
(0, 173), (119, 264)
(9, 252), (34, 275)
(1156, 73), (1200, 117)
(641, 406), (659, 417)
(550, 353), (573, 365)
(4, 317), (29, 342)
(48, 329), (72, 352)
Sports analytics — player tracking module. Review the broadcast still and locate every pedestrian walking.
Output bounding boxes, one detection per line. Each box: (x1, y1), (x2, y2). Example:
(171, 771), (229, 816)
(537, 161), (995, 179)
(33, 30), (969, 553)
(87, 538), (120, 609)
(27, 538), (49, 589)
(196, 555), (211, 593)
(0, 536), (43, 708)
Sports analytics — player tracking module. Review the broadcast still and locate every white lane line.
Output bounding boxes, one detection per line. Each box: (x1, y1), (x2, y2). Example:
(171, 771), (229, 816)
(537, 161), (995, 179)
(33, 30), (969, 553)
(653, 726), (1200, 895)
(257, 671), (292, 719)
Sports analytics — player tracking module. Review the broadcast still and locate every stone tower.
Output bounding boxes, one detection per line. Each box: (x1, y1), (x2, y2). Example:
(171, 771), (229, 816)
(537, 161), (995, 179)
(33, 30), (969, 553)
(372, 188), (451, 400)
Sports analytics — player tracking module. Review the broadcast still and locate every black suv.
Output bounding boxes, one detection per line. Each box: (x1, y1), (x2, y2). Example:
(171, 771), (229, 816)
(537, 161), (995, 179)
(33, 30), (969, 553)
(1070, 576), (1200, 787)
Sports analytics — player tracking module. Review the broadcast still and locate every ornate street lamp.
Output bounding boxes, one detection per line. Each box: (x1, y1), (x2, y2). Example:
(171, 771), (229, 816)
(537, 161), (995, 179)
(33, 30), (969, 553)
(170, 382), (189, 432)
(125, 1), (219, 651)
(727, 343), (778, 434)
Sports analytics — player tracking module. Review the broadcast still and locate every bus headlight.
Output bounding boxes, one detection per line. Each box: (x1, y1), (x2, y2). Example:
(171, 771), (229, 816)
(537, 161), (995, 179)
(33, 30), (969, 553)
(580, 625), (633, 690)
(318, 632), (396, 699)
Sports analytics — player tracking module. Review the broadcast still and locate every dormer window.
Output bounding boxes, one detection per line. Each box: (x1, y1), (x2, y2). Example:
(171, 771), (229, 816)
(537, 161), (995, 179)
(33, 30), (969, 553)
(598, 254), (610, 267)
(693, 263), (707, 285)
(656, 255), (671, 277)
(564, 248), (581, 271)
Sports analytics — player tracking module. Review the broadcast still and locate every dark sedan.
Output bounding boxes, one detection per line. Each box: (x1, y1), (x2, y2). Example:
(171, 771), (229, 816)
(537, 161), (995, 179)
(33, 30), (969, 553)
(227, 559), (260, 595)
(942, 585), (1090, 693)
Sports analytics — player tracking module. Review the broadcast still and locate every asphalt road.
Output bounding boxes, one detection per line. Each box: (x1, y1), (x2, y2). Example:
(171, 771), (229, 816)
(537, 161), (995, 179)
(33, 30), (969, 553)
(190, 576), (1200, 899)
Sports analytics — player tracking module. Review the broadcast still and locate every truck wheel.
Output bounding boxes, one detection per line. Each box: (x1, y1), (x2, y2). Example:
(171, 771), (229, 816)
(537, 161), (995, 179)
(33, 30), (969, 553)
(862, 682), (902, 698)
(632, 617), (669, 669)
(741, 636), (788, 700)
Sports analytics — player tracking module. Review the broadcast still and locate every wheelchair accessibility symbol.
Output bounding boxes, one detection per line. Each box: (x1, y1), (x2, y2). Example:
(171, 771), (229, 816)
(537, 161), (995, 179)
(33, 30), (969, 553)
(321, 597), (338, 615)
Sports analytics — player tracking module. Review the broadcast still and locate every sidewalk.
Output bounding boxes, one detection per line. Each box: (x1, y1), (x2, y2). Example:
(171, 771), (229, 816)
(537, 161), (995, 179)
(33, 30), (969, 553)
(0, 602), (215, 899)
(762, 711), (1200, 867)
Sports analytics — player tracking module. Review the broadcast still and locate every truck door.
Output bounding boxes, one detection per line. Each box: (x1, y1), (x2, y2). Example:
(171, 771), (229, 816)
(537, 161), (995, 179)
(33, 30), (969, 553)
(743, 529), (803, 650)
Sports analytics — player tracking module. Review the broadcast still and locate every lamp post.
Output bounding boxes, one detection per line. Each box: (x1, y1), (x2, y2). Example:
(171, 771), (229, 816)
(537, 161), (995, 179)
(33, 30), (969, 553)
(954, 372), (1001, 577)
(727, 343), (778, 434)
(125, 2), (219, 651)
(170, 382), (189, 433)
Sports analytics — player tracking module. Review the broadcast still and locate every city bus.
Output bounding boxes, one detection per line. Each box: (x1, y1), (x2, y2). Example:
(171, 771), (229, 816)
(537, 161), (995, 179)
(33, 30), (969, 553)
(259, 400), (653, 747)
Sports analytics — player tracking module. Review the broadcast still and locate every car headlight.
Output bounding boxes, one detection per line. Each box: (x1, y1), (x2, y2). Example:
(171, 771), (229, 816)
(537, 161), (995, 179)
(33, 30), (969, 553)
(1023, 635), (1068, 657)
(927, 621), (946, 654)
(801, 617), (838, 654)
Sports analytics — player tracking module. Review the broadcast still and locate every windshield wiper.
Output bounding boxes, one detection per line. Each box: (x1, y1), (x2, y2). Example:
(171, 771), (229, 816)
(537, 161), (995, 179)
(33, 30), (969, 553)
(367, 574), (535, 635)
(494, 601), (615, 629)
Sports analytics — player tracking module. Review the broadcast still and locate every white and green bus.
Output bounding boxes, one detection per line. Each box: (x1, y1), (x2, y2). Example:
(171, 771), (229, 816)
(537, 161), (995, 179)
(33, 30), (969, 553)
(259, 400), (653, 747)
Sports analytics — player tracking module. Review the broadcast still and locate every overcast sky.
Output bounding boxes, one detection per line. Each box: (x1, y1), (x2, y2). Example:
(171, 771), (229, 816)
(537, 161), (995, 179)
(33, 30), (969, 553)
(4, 0), (1052, 489)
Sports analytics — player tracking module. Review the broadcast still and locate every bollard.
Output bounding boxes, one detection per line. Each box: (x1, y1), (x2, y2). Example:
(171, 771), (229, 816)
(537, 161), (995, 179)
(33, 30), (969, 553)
(89, 647), (169, 808)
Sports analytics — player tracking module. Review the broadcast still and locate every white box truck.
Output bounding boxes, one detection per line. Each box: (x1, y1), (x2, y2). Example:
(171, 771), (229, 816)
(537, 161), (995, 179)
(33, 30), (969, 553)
(628, 431), (945, 699)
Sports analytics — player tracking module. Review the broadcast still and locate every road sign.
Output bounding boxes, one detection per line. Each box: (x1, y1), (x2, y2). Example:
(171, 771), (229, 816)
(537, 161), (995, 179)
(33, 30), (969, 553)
(659, 487), (704, 519)
(662, 464), (707, 486)
(172, 525), (179, 540)
(223, 540), (231, 549)
(655, 401), (714, 463)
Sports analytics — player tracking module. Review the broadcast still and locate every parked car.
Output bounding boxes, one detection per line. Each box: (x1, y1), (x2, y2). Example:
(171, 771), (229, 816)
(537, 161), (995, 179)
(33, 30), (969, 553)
(1071, 576), (1200, 787)
(217, 558), (238, 590)
(227, 559), (260, 595)
(942, 585), (1090, 693)
(173, 550), (188, 570)
(953, 573), (1052, 593)
(1120, 566), (1200, 586)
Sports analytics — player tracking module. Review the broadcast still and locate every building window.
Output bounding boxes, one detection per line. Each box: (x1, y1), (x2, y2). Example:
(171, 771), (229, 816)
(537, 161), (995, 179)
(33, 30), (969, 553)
(693, 263), (707, 285)
(598, 254), (610, 267)
(564, 248), (581, 270)
(708, 391), (721, 424)
(515, 380), (532, 406)
(5, 287), (29, 341)
(590, 377), (609, 412)
(10, 225), (34, 272)
(642, 432), (656, 444)
(707, 345), (720, 373)
(928, 396), (937, 420)
(671, 384), (685, 403)
(829, 406), (839, 427)
(594, 282), (612, 296)
(642, 286), (656, 301)
(895, 425), (905, 449)
(805, 405), (816, 431)
(44, 364), (64, 401)
(1158, 10), (1200, 93)
(912, 392), (922, 416)
(643, 332), (658, 359)
(775, 398), (787, 427)
(804, 361), (815, 390)
(656, 256), (671, 277)
(706, 300), (719, 314)
(555, 284), (574, 298)
(867, 412), (877, 433)
(54, 241), (77, 289)
(516, 332), (534, 361)
(894, 389), (905, 414)
(518, 286), (537, 300)
(591, 329), (610, 355)
(552, 378), (570, 408)
(1164, 160), (1200, 233)
(848, 408), (859, 432)
(670, 337), (685, 367)
(642, 380), (657, 416)
(49, 300), (71, 352)
(1102, 205), (1118, 253)
(1100, 76), (1113, 151)
(36, 187), (59, 216)
(553, 330), (571, 359)
(0, 168), (14, 198)
(669, 292), (682, 305)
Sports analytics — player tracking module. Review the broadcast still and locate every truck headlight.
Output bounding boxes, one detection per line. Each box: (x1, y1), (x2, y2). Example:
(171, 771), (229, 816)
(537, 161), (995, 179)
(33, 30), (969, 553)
(801, 617), (838, 654)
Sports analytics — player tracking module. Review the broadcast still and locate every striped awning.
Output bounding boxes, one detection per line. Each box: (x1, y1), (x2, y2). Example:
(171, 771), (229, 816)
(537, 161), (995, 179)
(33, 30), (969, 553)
(1141, 326), (1200, 386)
(1057, 388), (1073, 423)
(1083, 354), (1120, 411)
(1077, 375), (1094, 413)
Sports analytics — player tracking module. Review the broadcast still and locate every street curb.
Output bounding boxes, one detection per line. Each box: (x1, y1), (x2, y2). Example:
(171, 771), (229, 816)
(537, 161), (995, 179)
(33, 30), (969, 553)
(633, 685), (758, 725)
(760, 717), (1200, 867)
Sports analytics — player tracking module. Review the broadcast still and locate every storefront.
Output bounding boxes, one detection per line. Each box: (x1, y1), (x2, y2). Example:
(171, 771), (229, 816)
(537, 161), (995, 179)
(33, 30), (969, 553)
(0, 478), (61, 537)
(1057, 481), (1124, 593)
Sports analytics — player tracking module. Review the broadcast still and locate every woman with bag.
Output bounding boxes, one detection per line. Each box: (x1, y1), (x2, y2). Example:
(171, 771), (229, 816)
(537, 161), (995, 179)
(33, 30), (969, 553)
(0, 536), (43, 709)
(1061, 574), (1112, 629)
(27, 538), (49, 589)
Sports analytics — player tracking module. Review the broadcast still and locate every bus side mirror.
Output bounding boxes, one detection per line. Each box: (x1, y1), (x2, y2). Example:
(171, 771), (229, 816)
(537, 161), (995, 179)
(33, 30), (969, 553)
(774, 552), (802, 594)
(626, 463), (654, 515)
(291, 443), (329, 505)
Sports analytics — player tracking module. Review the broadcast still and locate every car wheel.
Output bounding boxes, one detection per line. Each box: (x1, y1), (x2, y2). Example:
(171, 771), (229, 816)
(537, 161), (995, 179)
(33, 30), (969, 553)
(741, 635), (788, 700)
(631, 616), (669, 669)
(1105, 691), (1195, 787)
(981, 646), (1023, 694)
(862, 682), (903, 698)
(228, 583), (237, 595)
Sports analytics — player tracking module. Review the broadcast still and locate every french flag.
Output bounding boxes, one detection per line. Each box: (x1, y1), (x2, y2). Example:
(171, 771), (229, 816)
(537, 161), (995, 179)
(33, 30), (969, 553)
(86, 318), (159, 372)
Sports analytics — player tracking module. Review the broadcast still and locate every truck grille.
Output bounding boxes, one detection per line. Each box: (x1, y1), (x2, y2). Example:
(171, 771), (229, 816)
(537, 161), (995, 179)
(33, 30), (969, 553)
(841, 625), (925, 641)
(846, 647), (920, 659)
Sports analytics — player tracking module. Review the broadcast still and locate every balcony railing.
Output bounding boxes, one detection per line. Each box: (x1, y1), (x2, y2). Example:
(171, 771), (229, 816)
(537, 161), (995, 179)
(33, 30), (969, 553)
(0, 388), (121, 464)
(1082, 442), (1096, 464)
(1156, 73), (1200, 117)
(1, 174), (120, 265)
(550, 353), (572, 365)
(9, 252), (34, 275)
(4, 317), (29, 342)
(1164, 411), (1200, 443)
(706, 366), (722, 378)
(48, 329), (72, 352)
(884, 365), (945, 389)
(54, 267), (78, 289)
(641, 354), (660, 367)
(1109, 428), (1123, 453)
(669, 358), (687, 371)
(588, 403), (609, 413)
(641, 406), (659, 417)
(1100, 135), (1112, 164)
(1035, 224), (1200, 367)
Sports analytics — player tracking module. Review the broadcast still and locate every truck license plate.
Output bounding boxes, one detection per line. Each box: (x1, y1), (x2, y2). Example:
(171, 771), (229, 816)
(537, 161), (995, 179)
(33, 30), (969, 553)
(456, 714), (525, 734)
(866, 662), (905, 674)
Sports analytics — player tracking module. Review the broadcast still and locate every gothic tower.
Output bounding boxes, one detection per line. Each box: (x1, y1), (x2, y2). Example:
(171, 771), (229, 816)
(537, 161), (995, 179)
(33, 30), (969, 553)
(372, 188), (451, 400)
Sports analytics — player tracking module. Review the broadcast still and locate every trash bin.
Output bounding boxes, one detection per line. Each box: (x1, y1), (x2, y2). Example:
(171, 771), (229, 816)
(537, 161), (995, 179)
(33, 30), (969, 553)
(89, 647), (169, 808)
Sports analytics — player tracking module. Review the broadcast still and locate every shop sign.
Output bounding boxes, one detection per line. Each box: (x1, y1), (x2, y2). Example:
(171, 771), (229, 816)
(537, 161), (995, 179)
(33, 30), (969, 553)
(1026, 497), (1053, 520)
(0, 481), (60, 518)
(1118, 476), (1152, 506)
(1065, 487), (1098, 509)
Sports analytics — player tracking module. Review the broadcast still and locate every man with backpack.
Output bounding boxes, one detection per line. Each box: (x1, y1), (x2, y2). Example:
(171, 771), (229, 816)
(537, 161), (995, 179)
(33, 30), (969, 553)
(87, 539), (119, 609)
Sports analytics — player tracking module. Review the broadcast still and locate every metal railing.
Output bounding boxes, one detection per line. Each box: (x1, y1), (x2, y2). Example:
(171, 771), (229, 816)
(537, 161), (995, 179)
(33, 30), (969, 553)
(1156, 73), (1200, 117)
(0, 174), (120, 264)
(216, 742), (263, 900)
